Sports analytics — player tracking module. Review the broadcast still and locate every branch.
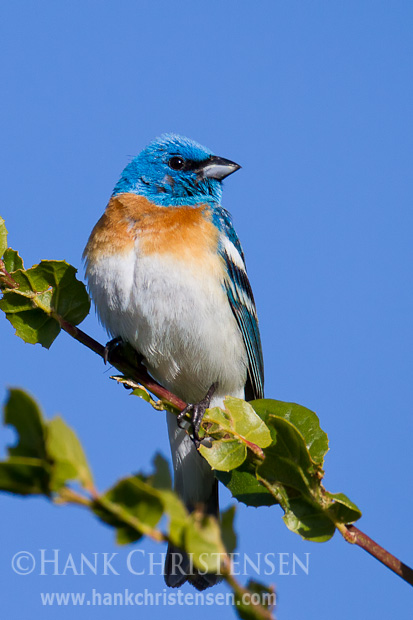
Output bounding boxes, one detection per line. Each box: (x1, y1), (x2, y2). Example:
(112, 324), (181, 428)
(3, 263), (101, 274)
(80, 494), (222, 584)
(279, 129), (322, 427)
(58, 317), (413, 589)
(343, 524), (413, 587)
(1, 246), (412, 595)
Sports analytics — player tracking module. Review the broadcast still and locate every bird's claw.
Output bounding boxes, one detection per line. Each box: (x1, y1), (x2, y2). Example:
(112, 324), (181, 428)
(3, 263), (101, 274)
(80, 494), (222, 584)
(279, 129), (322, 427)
(177, 382), (218, 447)
(103, 336), (123, 365)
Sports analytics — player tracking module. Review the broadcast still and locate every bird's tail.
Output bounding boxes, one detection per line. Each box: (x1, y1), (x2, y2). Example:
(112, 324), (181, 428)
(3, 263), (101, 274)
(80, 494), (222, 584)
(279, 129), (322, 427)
(165, 411), (222, 590)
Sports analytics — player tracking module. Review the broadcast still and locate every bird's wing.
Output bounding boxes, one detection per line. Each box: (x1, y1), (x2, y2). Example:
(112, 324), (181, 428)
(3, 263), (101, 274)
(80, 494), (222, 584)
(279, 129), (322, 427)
(216, 208), (264, 400)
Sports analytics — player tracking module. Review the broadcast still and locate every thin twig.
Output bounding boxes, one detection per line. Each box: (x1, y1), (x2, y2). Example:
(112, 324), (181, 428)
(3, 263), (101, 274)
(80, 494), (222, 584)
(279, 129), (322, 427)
(345, 524), (413, 587)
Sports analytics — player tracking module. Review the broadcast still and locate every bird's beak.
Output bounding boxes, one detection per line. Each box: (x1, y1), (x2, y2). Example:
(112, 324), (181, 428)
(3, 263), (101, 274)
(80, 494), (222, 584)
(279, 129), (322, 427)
(196, 156), (241, 181)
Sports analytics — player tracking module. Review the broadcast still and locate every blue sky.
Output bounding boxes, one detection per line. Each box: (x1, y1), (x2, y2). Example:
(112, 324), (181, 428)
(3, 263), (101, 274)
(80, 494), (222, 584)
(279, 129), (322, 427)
(1, 1), (413, 618)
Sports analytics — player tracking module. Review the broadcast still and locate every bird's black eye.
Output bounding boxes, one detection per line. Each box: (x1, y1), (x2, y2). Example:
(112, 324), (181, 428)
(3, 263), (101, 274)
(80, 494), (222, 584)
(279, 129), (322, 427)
(168, 156), (185, 171)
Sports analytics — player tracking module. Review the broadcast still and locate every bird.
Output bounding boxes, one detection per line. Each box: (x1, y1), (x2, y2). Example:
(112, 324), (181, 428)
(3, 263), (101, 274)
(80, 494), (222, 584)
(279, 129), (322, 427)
(83, 134), (264, 590)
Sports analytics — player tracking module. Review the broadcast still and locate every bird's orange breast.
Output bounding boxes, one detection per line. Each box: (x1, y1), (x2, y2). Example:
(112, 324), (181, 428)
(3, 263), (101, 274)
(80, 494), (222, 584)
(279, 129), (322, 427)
(84, 193), (220, 265)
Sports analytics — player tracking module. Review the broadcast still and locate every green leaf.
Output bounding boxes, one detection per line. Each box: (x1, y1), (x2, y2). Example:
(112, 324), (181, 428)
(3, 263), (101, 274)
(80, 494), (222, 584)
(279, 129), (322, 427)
(282, 496), (336, 542)
(202, 399), (272, 449)
(132, 386), (154, 404)
(251, 409), (361, 540)
(4, 268), (31, 292)
(0, 216), (7, 256)
(0, 260), (90, 348)
(93, 476), (164, 544)
(4, 389), (47, 459)
(216, 463), (278, 507)
(258, 415), (316, 496)
(199, 438), (246, 472)
(144, 456), (188, 546)
(47, 262), (90, 325)
(203, 405), (235, 434)
(3, 248), (24, 272)
(0, 390), (51, 496)
(2, 309), (61, 348)
(0, 460), (50, 496)
(198, 398), (272, 471)
(91, 456), (189, 549)
(324, 491), (362, 525)
(46, 416), (94, 491)
(255, 414), (339, 541)
(234, 579), (276, 620)
(252, 399), (328, 465)
(184, 513), (226, 573)
(150, 453), (172, 490)
(224, 397), (272, 448)
(157, 489), (188, 547)
(24, 261), (90, 325)
(0, 291), (33, 312)
(221, 505), (237, 553)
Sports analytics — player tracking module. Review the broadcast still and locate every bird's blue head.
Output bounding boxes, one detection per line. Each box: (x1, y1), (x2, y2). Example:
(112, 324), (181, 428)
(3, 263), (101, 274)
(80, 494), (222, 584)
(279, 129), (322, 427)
(112, 134), (240, 207)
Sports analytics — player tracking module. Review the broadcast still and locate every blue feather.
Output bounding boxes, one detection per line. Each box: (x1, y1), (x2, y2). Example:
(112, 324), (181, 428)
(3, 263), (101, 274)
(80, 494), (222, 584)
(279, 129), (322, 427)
(215, 212), (264, 400)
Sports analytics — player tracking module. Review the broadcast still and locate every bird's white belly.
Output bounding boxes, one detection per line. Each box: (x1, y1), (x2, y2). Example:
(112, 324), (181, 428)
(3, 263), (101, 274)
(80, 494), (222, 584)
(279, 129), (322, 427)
(87, 248), (248, 403)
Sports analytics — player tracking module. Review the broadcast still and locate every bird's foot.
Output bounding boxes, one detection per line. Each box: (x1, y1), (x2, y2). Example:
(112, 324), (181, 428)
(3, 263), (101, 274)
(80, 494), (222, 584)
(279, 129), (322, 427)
(103, 336), (123, 365)
(177, 382), (218, 447)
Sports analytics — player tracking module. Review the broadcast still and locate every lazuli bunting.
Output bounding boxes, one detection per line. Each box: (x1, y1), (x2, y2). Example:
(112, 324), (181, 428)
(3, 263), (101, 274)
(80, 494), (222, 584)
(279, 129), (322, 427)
(84, 134), (264, 590)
